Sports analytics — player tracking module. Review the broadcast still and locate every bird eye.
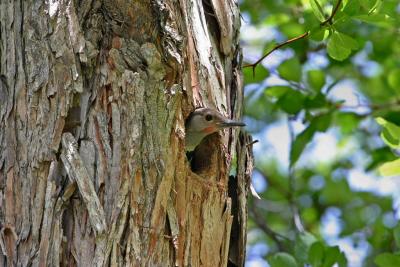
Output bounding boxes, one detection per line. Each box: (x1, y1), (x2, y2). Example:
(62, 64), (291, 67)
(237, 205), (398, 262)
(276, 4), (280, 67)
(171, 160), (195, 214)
(205, 114), (213, 121)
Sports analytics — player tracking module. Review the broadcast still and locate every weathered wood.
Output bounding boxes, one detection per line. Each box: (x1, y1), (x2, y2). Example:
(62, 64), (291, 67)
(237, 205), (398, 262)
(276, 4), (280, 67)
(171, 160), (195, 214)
(0, 0), (251, 266)
(61, 132), (107, 234)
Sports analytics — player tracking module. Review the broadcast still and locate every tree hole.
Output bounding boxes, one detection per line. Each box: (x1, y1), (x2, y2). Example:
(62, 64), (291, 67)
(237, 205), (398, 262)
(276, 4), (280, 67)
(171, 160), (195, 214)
(189, 133), (220, 176)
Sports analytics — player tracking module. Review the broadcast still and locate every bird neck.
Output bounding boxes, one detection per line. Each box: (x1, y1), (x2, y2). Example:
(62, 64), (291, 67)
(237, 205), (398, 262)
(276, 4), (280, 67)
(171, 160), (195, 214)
(185, 130), (209, 151)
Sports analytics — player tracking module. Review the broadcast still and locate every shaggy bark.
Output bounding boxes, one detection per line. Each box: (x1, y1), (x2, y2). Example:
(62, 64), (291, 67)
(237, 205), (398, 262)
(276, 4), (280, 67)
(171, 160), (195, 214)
(0, 0), (252, 266)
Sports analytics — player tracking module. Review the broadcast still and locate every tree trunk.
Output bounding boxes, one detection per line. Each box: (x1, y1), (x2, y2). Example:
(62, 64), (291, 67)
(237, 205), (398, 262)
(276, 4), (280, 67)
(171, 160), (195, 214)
(0, 0), (252, 266)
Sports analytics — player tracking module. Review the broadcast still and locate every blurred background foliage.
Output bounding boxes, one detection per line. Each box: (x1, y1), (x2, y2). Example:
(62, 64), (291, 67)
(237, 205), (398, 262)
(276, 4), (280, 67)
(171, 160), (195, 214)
(239, 0), (400, 266)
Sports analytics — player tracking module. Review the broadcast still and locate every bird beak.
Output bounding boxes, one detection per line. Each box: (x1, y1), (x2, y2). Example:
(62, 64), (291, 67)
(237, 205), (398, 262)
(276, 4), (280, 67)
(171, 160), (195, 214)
(218, 119), (246, 128)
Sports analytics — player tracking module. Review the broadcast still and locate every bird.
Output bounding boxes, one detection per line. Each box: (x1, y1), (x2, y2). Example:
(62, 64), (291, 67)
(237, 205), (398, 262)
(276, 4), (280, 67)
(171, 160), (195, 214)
(185, 107), (246, 151)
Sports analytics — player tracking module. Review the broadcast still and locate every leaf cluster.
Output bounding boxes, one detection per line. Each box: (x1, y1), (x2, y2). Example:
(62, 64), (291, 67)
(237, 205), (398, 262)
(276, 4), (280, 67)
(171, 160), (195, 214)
(241, 0), (400, 266)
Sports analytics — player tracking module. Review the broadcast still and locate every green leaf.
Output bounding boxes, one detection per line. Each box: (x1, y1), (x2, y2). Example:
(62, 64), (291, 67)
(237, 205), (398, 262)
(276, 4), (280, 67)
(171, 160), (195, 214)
(322, 246), (341, 267)
(337, 252), (348, 267)
(265, 86), (291, 98)
(309, 27), (329, 41)
(310, 0), (326, 22)
(307, 70), (326, 92)
(278, 58), (302, 82)
(376, 117), (400, 148)
(304, 10), (324, 30)
(388, 69), (400, 90)
(358, 0), (380, 11)
(343, 0), (360, 16)
(375, 253), (400, 267)
(354, 14), (395, 27)
(327, 32), (359, 61)
(244, 92), (275, 121)
(290, 113), (333, 166)
(394, 224), (400, 249)
(304, 93), (328, 110)
(269, 252), (298, 267)
(313, 112), (333, 132)
(378, 158), (400, 177)
(365, 0), (381, 13)
(334, 32), (359, 50)
(243, 65), (269, 84)
(264, 14), (291, 25)
(276, 89), (305, 114)
(366, 147), (397, 171)
(295, 232), (317, 264)
(327, 37), (351, 61)
(309, 242), (325, 267)
(290, 126), (316, 167)
(321, 179), (353, 205)
(281, 23), (306, 37)
(381, 127), (400, 149)
(335, 112), (361, 134)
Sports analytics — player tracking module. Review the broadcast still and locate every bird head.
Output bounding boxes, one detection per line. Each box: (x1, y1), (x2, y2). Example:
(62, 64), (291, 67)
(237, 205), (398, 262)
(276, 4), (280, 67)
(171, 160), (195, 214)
(185, 108), (245, 151)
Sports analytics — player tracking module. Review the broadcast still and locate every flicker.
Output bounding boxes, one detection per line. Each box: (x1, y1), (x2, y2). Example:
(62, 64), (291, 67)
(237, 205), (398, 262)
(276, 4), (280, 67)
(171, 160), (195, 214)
(185, 108), (246, 151)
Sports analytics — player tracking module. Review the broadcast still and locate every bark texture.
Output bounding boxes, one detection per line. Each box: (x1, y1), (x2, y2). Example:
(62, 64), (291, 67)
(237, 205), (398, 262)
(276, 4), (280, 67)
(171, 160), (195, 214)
(0, 0), (252, 266)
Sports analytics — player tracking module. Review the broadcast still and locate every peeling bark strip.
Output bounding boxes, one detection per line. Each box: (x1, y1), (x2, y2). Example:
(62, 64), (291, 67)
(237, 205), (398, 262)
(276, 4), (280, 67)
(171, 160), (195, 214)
(61, 132), (107, 235)
(0, 0), (251, 266)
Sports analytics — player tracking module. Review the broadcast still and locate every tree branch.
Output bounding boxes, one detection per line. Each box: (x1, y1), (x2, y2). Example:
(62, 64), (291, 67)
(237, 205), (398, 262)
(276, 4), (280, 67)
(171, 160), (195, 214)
(243, 0), (343, 71)
(249, 204), (289, 251)
(320, 0), (343, 26)
(243, 32), (309, 70)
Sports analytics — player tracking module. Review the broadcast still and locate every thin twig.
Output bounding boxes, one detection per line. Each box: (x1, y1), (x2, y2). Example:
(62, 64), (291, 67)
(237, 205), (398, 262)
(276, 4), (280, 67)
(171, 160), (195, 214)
(243, 0), (343, 70)
(321, 0), (343, 26)
(326, 79), (342, 93)
(246, 139), (259, 147)
(243, 31), (309, 70)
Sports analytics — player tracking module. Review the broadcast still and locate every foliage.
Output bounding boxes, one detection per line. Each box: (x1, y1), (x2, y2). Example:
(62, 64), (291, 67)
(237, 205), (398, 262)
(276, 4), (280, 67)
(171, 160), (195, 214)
(240, 0), (400, 266)
(376, 118), (400, 176)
